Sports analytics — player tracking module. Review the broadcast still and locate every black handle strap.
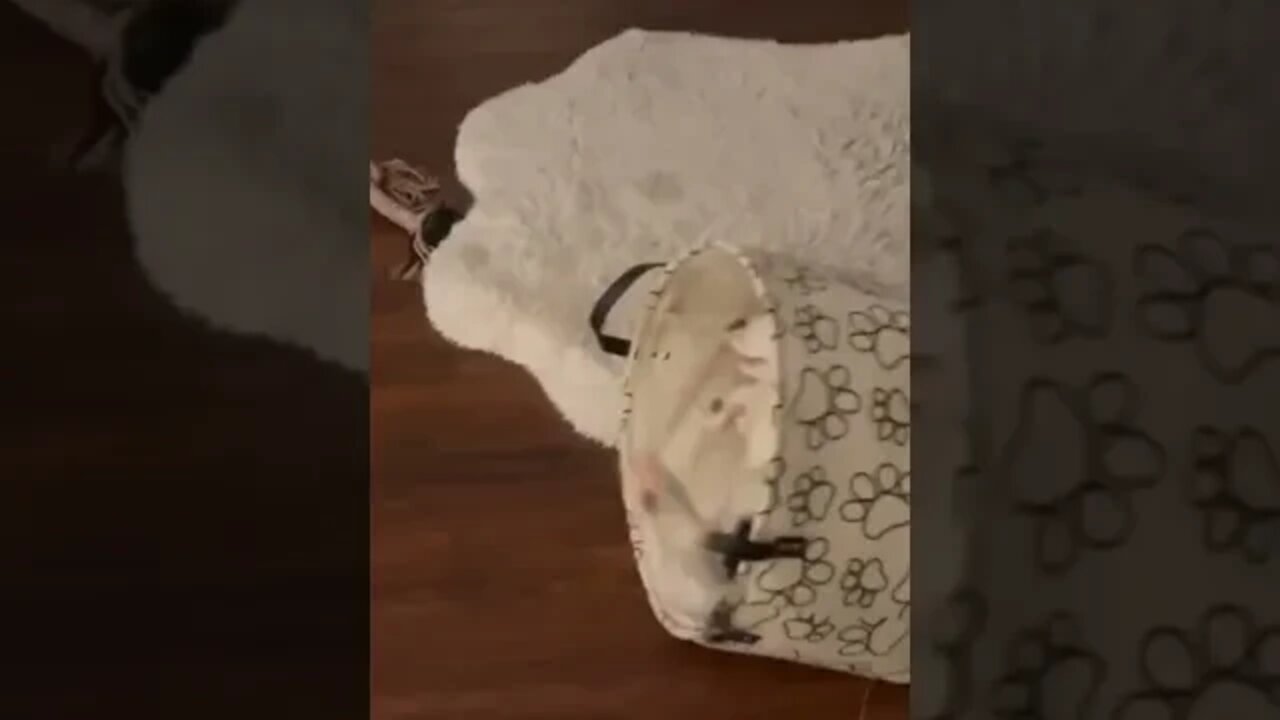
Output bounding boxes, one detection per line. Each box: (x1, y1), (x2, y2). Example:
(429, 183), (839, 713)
(589, 262), (664, 357)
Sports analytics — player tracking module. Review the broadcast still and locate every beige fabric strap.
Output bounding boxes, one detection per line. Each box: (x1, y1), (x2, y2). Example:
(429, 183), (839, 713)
(369, 158), (443, 281)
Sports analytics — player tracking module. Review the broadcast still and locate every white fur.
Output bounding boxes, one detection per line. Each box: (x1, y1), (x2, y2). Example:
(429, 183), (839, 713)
(426, 30), (909, 443)
(718, 314), (780, 468)
(107, 2), (1277, 390)
(123, 0), (368, 372)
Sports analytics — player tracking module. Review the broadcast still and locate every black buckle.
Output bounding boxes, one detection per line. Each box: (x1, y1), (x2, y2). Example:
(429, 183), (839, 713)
(704, 518), (807, 579)
(704, 601), (760, 646)
(394, 206), (463, 282)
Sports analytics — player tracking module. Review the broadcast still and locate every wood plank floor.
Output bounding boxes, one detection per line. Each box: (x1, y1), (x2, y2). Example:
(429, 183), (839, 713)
(371, 2), (909, 719)
(2, 4), (367, 719)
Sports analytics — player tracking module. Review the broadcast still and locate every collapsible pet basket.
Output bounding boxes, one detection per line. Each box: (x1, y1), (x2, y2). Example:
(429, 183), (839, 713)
(591, 243), (911, 682)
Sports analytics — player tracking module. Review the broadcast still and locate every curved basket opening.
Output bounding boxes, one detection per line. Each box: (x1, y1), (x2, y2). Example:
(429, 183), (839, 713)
(623, 245), (781, 556)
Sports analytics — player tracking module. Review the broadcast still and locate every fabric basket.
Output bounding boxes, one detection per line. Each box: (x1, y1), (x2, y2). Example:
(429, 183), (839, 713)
(590, 243), (911, 682)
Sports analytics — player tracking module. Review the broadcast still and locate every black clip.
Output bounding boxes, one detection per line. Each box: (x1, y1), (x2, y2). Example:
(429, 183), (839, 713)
(704, 518), (807, 579)
(704, 601), (760, 646)
(394, 205), (464, 282)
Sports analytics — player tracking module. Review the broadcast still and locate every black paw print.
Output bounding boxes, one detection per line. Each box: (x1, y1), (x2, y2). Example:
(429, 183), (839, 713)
(847, 304), (911, 370)
(792, 305), (840, 354)
(781, 266), (830, 296)
(1000, 373), (1166, 574)
(870, 387), (910, 446)
(840, 557), (889, 608)
(756, 536), (836, 608)
(1006, 229), (1113, 345)
(840, 462), (911, 540)
(1135, 228), (1280, 383)
(991, 612), (1106, 720)
(785, 466), (836, 526)
(837, 616), (906, 658)
(792, 365), (863, 451)
(782, 613), (837, 643)
(1113, 605), (1280, 720)
(1188, 426), (1280, 564)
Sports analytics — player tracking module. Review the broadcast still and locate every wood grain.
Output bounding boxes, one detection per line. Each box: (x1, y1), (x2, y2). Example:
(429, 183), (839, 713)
(2, 5), (366, 718)
(372, 2), (909, 719)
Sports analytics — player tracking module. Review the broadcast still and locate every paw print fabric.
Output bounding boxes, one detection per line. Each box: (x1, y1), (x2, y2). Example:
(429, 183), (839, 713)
(616, 243), (912, 683)
(917, 130), (1280, 720)
(741, 251), (911, 681)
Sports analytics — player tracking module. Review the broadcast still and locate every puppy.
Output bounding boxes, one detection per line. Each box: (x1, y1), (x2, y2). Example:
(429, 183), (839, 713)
(627, 452), (740, 626)
(700, 314), (780, 469)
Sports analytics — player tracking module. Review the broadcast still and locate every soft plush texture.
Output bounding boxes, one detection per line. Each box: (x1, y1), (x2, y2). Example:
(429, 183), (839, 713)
(425, 30), (909, 445)
(124, 0), (368, 372)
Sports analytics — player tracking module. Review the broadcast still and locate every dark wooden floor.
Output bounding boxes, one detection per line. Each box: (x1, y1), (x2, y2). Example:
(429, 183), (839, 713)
(372, 2), (908, 719)
(2, 5), (367, 719)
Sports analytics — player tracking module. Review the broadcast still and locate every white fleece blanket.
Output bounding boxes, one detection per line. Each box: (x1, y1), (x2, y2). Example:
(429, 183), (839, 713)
(124, 0), (368, 372)
(425, 30), (909, 445)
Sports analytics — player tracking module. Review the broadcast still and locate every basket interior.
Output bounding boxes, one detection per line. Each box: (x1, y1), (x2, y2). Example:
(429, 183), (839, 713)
(623, 247), (776, 534)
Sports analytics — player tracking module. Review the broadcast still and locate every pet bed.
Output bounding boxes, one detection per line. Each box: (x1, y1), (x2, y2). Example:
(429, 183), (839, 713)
(423, 29), (909, 445)
(911, 3), (1280, 718)
(615, 243), (915, 680)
